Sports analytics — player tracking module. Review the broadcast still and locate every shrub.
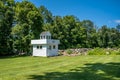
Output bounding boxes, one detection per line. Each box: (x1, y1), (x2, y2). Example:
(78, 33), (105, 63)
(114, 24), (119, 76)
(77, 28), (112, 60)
(58, 51), (63, 56)
(66, 49), (73, 54)
(88, 48), (106, 55)
(110, 49), (120, 55)
(88, 48), (120, 55)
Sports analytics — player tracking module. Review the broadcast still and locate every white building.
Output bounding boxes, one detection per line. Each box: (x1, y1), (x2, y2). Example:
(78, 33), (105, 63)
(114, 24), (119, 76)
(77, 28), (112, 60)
(31, 31), (60, 57)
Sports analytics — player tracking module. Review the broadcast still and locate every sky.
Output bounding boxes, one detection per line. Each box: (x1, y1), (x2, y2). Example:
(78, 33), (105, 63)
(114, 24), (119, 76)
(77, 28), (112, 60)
(15, 0), (120, 27)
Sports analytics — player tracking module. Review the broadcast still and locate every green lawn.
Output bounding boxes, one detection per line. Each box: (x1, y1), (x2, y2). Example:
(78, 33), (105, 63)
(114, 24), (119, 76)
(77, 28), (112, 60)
(0, 55), (120, 80)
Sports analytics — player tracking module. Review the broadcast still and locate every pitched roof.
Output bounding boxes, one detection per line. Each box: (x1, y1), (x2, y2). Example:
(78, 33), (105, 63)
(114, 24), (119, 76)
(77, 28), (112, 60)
(40, 31), (51, 36)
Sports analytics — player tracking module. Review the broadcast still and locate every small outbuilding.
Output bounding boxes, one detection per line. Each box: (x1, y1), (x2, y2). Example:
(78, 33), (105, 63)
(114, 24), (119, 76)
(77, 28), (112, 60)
(31, 31), (60, 57)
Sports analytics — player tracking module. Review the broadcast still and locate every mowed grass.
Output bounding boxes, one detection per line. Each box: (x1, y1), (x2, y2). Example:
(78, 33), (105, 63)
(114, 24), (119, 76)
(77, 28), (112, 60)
(0, 55), (120, 80)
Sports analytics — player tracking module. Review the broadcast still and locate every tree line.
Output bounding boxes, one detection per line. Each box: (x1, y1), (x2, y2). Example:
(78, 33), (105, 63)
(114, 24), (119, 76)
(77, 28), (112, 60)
(0, 0), (120, 56)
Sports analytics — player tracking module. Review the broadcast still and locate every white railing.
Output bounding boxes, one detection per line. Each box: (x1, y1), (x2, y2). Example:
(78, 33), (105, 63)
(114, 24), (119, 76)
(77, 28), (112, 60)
(31, 39), (60, 44)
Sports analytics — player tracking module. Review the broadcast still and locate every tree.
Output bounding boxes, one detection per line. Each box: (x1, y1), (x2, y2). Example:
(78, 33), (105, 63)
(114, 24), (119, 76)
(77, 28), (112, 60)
(81, 20), (96, 48)
(12, 1), (43, 54)
(116, 24), (120, 32)
(109, 28), (120, 47)
(0, 0), (119, 56)
(0, 0), (15, 55)
(38, 5), (53, 24)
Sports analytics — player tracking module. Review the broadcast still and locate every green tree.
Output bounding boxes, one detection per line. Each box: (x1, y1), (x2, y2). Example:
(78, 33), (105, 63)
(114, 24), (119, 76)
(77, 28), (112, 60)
(0, 0), (15, 55)
(109, 28), (120, 47)
(116, 24), (120, 32)
(12, 1), (43, 54)
(38, 5), (53, 24)
(82, 20), (96, 48)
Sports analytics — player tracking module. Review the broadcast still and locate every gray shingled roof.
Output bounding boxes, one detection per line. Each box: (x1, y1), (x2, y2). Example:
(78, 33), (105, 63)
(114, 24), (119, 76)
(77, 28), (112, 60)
(40, 31), (51, 36)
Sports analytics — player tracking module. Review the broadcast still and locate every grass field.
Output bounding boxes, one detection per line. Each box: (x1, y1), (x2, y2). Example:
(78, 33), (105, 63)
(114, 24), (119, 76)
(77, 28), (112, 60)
(0, 55), (120, 80)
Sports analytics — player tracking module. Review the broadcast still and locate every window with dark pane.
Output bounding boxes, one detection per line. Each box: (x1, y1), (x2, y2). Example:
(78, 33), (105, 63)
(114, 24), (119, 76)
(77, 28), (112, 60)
(40, 45), (42, 49)
(49, 45), (51, 50)
(53, 45), (56, 49)
(37, 46), (39, 49)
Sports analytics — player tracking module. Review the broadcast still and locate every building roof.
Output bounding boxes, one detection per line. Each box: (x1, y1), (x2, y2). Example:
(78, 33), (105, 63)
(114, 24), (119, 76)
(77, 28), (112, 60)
(31, 39), (60, 44)
(40, 31), (51, 36)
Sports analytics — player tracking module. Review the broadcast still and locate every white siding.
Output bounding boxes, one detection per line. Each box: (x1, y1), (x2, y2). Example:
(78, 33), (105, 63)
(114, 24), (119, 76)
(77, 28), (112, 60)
(32, 45), (47, 57)
(47, 45), (58, 56)
(31, 39), (47, 44)
(31, 33), (60, 57)
(31, 39), (60, 45)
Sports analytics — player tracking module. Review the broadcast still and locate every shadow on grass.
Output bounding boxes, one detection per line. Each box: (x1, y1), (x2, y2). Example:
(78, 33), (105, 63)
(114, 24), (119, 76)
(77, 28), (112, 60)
(0, 55), (30, 59)
(28, 62), (120, 80)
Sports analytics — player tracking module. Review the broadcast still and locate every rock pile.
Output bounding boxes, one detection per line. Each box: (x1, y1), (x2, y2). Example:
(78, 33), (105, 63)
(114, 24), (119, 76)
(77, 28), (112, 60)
(59, 48), (92, 56)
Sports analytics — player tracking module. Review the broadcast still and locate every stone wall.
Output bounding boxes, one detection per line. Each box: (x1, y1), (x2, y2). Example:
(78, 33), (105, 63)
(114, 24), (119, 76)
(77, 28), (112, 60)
(59, 48), (120, 56)
(59, 48), (92, 56)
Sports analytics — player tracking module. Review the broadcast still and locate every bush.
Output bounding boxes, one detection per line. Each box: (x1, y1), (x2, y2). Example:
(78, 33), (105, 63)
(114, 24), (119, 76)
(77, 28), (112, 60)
(88, 48), (106, 55)
(66, 49), (73, 54)
(88, 48), (120, 55)
(110, 49), (120, 55)
(58, 51), (63, 56)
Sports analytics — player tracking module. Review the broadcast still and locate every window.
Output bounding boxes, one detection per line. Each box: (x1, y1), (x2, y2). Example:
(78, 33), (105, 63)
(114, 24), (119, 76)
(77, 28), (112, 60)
(41, 36), (42, 39)
(49, 36), (51, 39)
(53, 45), (56, 49)
(37, 46), (39, 49)
(46, 36), (49, 39)
(37, 45), (42, 49)
(40, 46), (42, 49)
(43, 36), (45, 39)
(49, 45), (51, 50)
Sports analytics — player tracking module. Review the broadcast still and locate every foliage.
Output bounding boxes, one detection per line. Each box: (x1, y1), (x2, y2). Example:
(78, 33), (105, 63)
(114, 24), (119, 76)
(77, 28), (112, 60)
(12, 1), (43, 55)
(88, 48), (120, 55)
(88, 48), (106, 55)
(0, 56), (120, 80)
(109, 49), (120, 55)
(0, 0), (120, 55)
(0, 0), (15, 55)
(66, 49), (73, 54)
